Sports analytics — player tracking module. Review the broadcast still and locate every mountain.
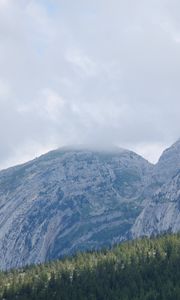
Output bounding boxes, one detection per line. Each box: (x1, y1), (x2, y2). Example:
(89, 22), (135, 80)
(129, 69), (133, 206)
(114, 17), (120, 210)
(153, 139), (180, 183)
(131, 139), (180, 238)
(0, 140), (179, 270)
(0, 147), (151, 270)
(1, 234), (180, 300)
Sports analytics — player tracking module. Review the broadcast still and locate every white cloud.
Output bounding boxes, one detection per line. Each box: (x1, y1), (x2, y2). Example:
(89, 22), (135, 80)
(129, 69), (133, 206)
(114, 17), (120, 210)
(0, 79), (11, 99)
(131, 143), (168, 164)
(0, 0), (179, 168)
(0, 140), (57, 170)
(66, 50), (98, 77)
(0, 0), (9, 9)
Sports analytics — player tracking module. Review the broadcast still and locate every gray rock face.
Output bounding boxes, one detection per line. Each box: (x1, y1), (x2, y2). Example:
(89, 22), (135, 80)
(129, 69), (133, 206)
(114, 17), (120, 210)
(0, 140), (179, 270)
(153, 139), (180, 183)
(0, 148), (151, 270)
(131, 140), (180, 238)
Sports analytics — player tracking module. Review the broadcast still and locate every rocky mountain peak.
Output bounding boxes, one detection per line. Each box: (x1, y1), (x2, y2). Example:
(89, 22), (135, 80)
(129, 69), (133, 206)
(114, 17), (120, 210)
(151, 139), (180, 184)
(0, 147), (151, 270)
(0, 140), (179, 270)
(131, 139), (180, 238)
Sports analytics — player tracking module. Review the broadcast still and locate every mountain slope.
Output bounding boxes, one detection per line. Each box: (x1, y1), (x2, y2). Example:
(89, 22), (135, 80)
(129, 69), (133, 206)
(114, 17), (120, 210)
(132, 140), (180, 238)
(0, 139), (179, 270)
(0, 147), (151, 270)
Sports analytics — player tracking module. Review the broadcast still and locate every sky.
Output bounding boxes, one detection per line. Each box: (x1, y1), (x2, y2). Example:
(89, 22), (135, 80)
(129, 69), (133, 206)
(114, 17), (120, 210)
(0, 0), (180, 169)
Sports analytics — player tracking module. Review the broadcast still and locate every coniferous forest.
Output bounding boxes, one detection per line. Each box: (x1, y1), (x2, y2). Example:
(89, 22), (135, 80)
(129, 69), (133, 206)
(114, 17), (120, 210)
(1, 234), (180, 300)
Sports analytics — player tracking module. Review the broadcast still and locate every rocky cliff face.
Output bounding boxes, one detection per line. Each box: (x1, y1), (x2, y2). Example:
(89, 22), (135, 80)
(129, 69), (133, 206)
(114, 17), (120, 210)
(131, 140), (180, 238)
(0, 140), (179, 270)
(0, 147), (151, 269)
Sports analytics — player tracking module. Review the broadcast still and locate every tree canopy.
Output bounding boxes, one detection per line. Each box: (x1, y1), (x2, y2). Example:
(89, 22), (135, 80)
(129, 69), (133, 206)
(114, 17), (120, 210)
(1, 234), (180, 300)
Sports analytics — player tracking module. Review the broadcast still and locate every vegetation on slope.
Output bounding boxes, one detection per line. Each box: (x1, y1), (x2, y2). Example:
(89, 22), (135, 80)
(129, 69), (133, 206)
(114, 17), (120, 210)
(1, 234), (180, 300)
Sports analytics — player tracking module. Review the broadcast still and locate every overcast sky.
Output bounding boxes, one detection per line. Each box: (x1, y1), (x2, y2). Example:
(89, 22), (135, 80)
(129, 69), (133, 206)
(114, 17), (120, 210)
(0, 0), (180, 169)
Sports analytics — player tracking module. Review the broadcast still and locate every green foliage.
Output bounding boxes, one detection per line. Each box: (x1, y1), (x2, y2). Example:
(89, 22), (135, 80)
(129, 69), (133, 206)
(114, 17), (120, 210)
(1, 234), (180, 299)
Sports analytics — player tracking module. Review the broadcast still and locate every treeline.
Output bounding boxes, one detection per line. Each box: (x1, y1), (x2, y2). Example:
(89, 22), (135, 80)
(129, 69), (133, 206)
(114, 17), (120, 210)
(1, 234), (180, 299)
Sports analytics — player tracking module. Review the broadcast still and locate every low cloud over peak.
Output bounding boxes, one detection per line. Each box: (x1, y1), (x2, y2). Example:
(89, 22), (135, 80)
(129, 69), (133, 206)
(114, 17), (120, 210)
(0, 0), (179, 169)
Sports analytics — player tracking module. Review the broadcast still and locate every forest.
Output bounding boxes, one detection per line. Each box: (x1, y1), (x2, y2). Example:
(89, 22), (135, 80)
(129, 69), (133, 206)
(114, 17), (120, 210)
(1, 234), (180, 300)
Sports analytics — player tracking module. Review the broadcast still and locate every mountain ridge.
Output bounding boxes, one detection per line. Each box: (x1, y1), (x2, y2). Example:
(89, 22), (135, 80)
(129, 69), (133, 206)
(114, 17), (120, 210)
(0, 144), (153, 173)
(0, 140), (179, 270)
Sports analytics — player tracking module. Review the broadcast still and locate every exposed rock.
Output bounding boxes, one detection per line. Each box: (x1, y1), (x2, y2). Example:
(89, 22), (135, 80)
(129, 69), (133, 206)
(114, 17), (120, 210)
(0, 148), (151, 269)
(131, 140), (180, 238)
(0, 139), (179, 270)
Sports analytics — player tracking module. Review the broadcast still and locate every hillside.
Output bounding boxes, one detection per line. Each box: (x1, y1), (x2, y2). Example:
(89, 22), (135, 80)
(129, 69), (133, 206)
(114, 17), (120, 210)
(0, 147), (151, 270)
(132, 139), (180, 238)
(1, 234), (180, 300)
(0, 140), (179, 270)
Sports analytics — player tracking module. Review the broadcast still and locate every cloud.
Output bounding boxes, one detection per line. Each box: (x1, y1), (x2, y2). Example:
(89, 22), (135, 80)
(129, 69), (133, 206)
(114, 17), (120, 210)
(65, 49), (98, 77)
(0, 0), (9, 9)
(0, 0), (180, 168)
(0, 79), (11, 99)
